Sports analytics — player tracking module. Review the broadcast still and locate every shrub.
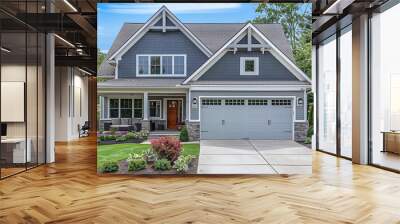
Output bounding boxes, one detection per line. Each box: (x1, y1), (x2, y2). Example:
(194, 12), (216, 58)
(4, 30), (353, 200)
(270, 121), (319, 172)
(139, 130), (149, 139)
(110, 127), (117, 135)
(126, 131), (138, 140)
(105, 135), (116, 141)
(151, 137), (182, 162)
(128, 159), (147, 171)
(307, 126), (314, 138)
(99, 161), (119, 173)
(99, 135), (106, 141)
(127, 153), (144, 162)
(179, 126), (189, 142)
(143, 148), (158, 162)
(154, 159), (172, 171)
(116, 136), (127, 142)
(304, 137), (312, 144)
(173, 155), (195, 173)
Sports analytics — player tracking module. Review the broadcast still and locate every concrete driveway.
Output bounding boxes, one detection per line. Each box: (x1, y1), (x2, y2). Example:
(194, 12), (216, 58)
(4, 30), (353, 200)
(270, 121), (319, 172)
(197, 140), (312, 174)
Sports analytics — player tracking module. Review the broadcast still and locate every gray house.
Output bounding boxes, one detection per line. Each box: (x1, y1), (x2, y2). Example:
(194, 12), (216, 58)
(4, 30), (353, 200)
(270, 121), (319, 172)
(98, 6), (311, 141)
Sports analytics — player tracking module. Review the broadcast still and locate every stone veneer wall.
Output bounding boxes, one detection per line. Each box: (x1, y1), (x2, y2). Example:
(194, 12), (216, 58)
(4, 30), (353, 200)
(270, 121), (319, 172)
(294, 121), (308, 142)
(141, 120), (150, 132)
(187, 121), (200, 141)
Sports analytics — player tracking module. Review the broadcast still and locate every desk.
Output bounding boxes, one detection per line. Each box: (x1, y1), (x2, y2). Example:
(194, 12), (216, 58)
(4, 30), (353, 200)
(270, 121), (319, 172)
(1, 138), (31, 163)
(382, 131), (400, 154)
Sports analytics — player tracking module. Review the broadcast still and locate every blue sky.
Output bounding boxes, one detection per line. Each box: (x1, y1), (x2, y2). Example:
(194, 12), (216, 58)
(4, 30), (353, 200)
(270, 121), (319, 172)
(97, 3), (260, 53)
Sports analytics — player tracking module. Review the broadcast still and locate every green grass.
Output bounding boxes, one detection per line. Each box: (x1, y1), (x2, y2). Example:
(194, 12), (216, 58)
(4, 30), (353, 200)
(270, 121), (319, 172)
(97, 143), (200, 167)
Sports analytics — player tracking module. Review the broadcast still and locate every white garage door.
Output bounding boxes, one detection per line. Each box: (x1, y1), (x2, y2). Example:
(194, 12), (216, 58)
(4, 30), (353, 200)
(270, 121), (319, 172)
(200, 98), (293, 140)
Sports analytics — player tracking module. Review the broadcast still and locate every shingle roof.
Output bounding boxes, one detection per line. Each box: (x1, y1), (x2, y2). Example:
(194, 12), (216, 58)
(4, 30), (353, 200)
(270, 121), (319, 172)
(99, 22), (294, 78)
(98, 78), (185, 88)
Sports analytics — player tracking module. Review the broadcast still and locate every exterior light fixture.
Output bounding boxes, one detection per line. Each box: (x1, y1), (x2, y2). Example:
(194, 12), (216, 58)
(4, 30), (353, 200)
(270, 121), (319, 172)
(297, 97), (304, 106)
(192, 97), (197, 105)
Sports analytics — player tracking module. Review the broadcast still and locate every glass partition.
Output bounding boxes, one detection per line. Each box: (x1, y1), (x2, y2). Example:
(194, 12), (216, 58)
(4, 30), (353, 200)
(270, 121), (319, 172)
(370, 3), (400, 171)
(339, 26), (352, 158)
(0, 2), (46, 179)
(317, 35), (337, 154)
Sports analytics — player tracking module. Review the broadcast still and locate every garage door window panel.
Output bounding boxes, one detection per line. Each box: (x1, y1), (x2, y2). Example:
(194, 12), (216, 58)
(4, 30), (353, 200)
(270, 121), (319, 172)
(202, 99), (222, 105)
(248, 99), (268, 105)
(225, 99), (245, 105)
(271, 99), (292, 106)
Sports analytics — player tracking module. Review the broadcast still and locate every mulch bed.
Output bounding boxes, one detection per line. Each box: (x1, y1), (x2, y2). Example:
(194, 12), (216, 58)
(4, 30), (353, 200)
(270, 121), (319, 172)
(97, 139), (145, 145)
(115, 158), (199, 175)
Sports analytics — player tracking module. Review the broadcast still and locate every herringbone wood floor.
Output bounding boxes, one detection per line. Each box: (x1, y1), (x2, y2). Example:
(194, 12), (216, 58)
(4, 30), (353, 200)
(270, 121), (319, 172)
(1, 136), (400, 224)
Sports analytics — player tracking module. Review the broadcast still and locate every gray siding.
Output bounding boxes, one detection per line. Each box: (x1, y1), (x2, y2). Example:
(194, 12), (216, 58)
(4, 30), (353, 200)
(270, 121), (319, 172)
(190, 91), (305, 121)
(198, 51), (298, 81)
(118, 31), (208, 78)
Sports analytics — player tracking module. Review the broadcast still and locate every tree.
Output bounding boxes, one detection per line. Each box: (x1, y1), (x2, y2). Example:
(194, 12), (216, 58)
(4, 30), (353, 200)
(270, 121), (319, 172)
(97, 48), (107, 70)
(252, 3), (312, 77)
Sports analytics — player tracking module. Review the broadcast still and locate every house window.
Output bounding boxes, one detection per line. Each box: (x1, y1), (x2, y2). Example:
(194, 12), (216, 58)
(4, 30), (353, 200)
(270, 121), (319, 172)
(174, 56), (185, 75)
(120, 99), (132, 118)
(240, 57), (259, 75)
(134, 99), (143, 118)
(138, 56), (149, 74)
(150, 56), (161, 74)
(109, 99), (119, 118)
(149, 100), (161, 118)
(162, 56), (173, 74)
(136, 54), (186, 76)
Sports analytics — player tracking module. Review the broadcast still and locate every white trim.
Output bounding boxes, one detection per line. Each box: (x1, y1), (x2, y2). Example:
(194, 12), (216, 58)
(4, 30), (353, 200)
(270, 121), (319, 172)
(109, 6), (212, 61)
(303, 89), (307, 124)
(183, 23), (311, 84)
(240, 57), (259, 76)
(250, 25), (311, 83)
(136, 54), (187, 77)
(149, 99), (162, 119)
(163, 98), (184, 127)
(197, 96), (297, 140)
(189, 85), (309, 92)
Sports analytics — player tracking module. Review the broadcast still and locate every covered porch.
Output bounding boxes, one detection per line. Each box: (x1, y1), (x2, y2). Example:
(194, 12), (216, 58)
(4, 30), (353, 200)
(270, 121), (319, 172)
(98, 90), (189, 132)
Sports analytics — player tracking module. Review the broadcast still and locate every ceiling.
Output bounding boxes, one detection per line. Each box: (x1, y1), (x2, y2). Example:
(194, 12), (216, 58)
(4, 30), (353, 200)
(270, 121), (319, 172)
(0, 0), (97, 74)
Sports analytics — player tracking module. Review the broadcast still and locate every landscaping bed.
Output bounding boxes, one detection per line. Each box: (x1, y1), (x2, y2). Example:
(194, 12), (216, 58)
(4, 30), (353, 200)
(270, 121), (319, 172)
(116, 157), (198, 174)
(97, 136), (200, 175)
(97, 130), (149, 145)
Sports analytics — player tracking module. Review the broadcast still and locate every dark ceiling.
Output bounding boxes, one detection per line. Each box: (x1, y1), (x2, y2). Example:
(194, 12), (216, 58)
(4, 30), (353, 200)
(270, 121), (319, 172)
(0, 0), (97, 74)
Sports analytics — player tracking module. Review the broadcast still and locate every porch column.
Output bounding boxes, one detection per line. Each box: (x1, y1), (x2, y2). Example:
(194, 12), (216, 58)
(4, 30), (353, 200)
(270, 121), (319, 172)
(143, 92), (149, 120)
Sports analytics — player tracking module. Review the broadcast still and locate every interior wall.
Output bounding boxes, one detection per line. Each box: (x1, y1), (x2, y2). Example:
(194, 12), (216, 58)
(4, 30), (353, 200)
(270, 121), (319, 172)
(55, 67), (89, 141)
(1, 65), (28, 138)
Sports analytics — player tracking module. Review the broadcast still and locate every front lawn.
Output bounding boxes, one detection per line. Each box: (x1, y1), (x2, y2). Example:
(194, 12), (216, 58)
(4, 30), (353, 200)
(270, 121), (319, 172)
(97, 143), (200, 167)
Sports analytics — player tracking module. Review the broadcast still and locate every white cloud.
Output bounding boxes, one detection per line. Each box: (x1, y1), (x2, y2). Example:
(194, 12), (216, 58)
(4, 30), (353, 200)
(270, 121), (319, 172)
(102, 3), (242, 15)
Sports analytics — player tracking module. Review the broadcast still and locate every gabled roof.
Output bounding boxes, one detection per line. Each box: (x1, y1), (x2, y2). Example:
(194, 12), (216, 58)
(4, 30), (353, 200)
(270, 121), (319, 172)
(182, 23), (311, 84)
(104, 22), (294, 61)
(99, 22), (296, 78)
(108, 6), (213, 61)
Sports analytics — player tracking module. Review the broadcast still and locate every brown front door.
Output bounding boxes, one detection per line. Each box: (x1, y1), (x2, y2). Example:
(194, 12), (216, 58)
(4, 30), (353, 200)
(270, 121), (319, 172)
(167, 100), (179, 129)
